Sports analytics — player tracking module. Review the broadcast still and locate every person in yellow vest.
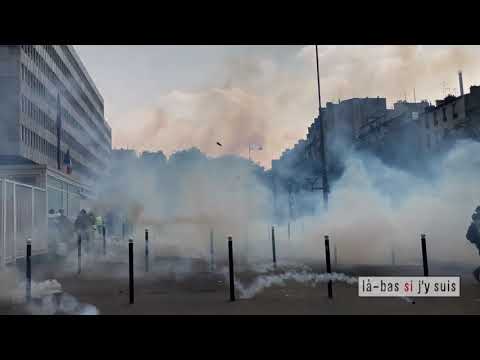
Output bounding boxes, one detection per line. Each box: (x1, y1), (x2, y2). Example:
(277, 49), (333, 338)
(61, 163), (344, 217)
(96, 215), (103, 235)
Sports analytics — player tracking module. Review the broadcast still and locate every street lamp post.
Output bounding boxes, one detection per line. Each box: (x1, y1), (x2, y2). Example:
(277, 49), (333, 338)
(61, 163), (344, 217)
(315, 45), (329, 211)
(246, 143), (262, 262)
(216, 141), (262, 263)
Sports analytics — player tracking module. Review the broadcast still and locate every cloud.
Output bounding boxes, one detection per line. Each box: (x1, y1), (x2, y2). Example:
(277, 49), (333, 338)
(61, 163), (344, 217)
(111, 45), (480, 168)
(298, 45), (480, 103)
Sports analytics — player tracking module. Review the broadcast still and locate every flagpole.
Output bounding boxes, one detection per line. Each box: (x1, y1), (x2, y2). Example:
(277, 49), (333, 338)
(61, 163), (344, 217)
(315, 45), (329, 211)
(56, 94), (62, 171)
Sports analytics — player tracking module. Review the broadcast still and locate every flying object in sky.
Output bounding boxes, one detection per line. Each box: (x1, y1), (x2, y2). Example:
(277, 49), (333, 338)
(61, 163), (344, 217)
(216, 142), (223, 147)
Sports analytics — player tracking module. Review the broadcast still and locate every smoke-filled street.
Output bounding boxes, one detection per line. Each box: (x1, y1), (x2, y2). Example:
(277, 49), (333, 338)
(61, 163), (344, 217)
(2, 254), (480, 315)
(3, 45), (480, 316)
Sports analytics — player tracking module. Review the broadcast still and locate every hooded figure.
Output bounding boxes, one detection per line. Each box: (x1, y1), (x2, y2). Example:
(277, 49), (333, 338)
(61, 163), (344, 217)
(466, 206), (480, 282)
(48, 209), (61, 257)
(57, 209), (74, 254)
(74, 209), (90, 233)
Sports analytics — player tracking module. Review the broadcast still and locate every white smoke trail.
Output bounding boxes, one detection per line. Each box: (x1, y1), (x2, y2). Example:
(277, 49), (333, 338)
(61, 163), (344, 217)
(232, 270), (358, 299)
(9, 279), (62, 304)
(401, 297), (415, 304)
(250, 262), (312, 274)
(7, 279), (100, 315)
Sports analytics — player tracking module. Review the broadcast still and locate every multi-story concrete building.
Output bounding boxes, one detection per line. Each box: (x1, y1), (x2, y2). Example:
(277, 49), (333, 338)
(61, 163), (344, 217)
(0, 45), (111, 204)
(420, 86), (480, 155)
(356, 100), (429, 172)
(271, 95), (445, 216)
(0, 45), (111, 263)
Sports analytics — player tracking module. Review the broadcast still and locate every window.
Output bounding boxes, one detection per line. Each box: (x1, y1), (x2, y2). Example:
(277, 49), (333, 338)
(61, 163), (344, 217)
(442, 108), (447, 122)
(453, 103), (458, 119)
(433, 111), (438, 126)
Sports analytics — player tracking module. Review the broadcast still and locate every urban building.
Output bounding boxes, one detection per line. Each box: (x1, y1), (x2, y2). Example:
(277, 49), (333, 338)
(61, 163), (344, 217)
(273, 97), (390, 190)
(0, 45), (111, 263)
(420, 85), (480, 155)
(356, 100), (429, 172)
(271, 75), (480, 217)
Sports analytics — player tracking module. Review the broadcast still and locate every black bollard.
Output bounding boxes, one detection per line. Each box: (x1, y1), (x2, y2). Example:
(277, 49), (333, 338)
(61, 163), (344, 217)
(325, 235), (333, 299)
(77, 233), (82, 274)
(210, 228), (215, 272)
(334, 244), (338, 267)
(271, 226), (277, 269)
(102, 226), (106, 256)
(228, 237), (235, 302)
(26, 238), (31, 303)
(421, 234), (429, 276)
(145, 229), (149, 273)
(129, 238), (134, 304)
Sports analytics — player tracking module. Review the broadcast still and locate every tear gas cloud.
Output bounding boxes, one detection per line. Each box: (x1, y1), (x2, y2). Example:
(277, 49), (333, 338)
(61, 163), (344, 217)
(109, 45), (480, 169)
(93, 138), (480, 268)
(0, 268), (98, 315)
(70, 45), (480, 270)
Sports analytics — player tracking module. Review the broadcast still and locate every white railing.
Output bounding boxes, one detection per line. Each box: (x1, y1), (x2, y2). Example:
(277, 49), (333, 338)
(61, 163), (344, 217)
(0, 178), (48, 266)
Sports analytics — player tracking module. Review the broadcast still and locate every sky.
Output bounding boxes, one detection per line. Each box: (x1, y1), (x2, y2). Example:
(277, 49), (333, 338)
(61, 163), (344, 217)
(74, 45), (480, 168)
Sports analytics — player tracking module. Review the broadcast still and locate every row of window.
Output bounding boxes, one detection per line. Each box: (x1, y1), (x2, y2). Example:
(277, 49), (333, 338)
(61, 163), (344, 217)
(21, 45), (111, 147)
(21, 95), (56, 134)
(48, 175), (82, 195)
(21, 64), (56, 106)
(22, 93), (104, 172)
(61, 107), (109, 162)
(21, 125), (95, 181)
(426, 104), (459, 129)
(59, 45), (105, 114)
(21, 60), (110, 160)
(43, 45), (106, 129)
(43, 45), (110, 139)
(61, 128), (104, 170)
(21, 125), (57, 160)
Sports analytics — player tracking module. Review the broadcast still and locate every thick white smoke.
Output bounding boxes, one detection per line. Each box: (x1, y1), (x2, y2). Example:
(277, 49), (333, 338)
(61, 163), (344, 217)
(90, 138), (480, 273)
(0, 269), (99, 315)
(283, 139), (480, 266)
(99, 45), (480, 169)
(232, 271), (358, 299)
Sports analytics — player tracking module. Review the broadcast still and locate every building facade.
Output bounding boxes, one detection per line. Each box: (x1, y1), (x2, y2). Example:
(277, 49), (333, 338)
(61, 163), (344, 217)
(0, 45), (111, 263)
(420, 86), (480, 155)
(272, 84), (480, 196)
(270, 85), (480, 219)
(0, 45), (111, 209)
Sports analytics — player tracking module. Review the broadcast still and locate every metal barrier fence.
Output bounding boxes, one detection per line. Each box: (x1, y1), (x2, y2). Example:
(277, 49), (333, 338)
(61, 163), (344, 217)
(0, 178), (47, 265)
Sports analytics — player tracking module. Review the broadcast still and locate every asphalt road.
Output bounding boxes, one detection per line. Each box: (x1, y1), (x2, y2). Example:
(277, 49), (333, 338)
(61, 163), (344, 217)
(1, 257), (480, 315)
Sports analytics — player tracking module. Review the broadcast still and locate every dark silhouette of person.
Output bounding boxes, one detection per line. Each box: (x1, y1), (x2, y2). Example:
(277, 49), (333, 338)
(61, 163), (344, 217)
(57, 209), (74, 254)
(48, 209), (60, 257)
(75, 209), (90, 243)
(466, 206), (480, 282)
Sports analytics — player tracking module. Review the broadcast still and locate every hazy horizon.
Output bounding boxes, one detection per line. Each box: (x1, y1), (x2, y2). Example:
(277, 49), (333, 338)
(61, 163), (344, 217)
(75, 45), (480, 168)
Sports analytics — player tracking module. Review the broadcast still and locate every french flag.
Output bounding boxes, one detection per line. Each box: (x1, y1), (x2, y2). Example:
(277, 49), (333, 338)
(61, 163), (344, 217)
(64, 149), (72, 175)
